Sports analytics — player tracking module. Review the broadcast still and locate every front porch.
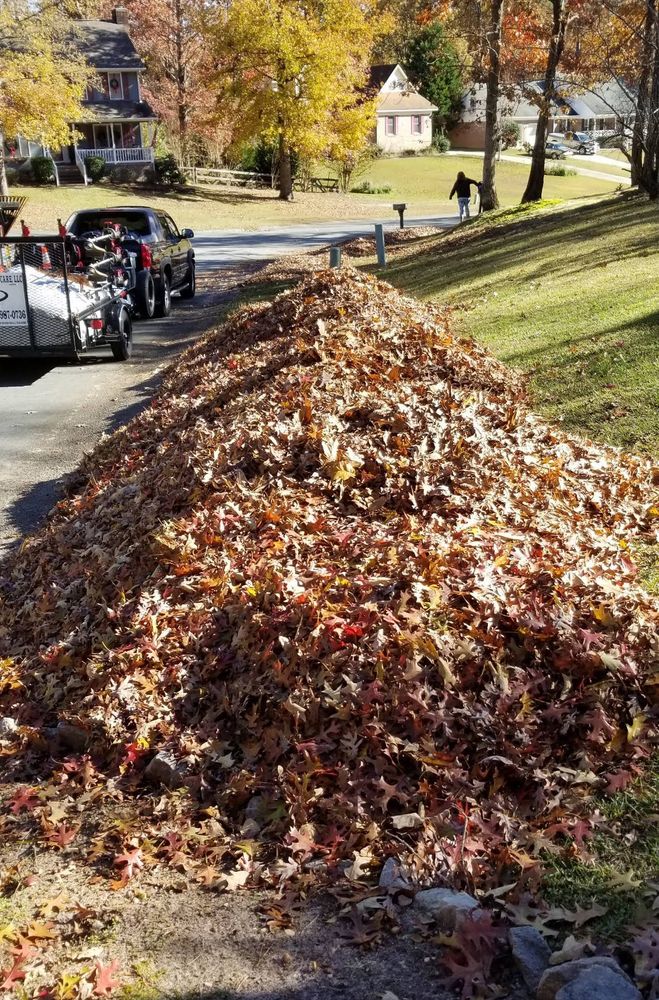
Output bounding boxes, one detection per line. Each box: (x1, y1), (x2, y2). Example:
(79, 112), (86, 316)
(82, 146), (154, 164)
(50, 122), (155, 169)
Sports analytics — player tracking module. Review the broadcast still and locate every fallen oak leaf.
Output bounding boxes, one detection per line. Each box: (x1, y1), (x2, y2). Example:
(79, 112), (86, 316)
(8, 787), (39, 815)
(113, 848), (144, 881)
(0, 959), (26, 992)
(560, 902), (609, 928)
(52, 972), (83, 1000)
(549, 934), (593, 965)
(43, 824), (78, 850)
(92, 960), (122, 997)
(24, 922), (57, 941)
(217, 869), (250, 892)
(38, 893), (70, 919)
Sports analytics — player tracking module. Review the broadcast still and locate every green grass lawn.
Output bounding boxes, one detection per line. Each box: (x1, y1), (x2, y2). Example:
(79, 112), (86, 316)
(598, 148), (632, 164)
(12, 154), (620, 233)
(355, 153), (622, 206)
(380, 193), (659, 455)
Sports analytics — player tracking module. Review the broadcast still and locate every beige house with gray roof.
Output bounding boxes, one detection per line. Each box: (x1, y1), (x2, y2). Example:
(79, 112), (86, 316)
(370, 65), (437, 153)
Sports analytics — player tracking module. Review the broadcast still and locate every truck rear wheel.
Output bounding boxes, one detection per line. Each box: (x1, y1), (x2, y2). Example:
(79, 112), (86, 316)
(155, 272), (172, 317)
(111, 307), (133, 361)
(136, 270), (156, 318)
(179, 261), (196, 299)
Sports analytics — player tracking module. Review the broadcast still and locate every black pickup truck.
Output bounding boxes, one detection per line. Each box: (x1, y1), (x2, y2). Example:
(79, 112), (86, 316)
(64, 206), (195, 319)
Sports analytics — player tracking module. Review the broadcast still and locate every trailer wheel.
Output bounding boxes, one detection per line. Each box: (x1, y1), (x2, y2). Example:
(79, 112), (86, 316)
(155, 272), (172, 317)
(136, 270), (156, 318)
(111, 307), (133, 361)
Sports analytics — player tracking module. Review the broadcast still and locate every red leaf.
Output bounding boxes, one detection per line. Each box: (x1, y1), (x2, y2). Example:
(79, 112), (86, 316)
(113, 847), (144, 880)
(9, 787), (39, 815)
(43, 824), (78, 849)
(0, 959), (27, 992)
(93, 960), (122, 997)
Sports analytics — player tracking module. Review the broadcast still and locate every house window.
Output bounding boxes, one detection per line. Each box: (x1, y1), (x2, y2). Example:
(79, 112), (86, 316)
(108, 74), (123, 99)
(412, 115), (422, 134)
(385, 116), (397, 136)
(122, 72), (139, 101)
(121, 123), (140, 148)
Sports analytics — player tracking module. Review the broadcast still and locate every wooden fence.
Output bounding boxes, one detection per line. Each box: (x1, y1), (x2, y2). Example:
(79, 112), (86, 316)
(183, 166), (273, 188)
(183, 167), (340, 194)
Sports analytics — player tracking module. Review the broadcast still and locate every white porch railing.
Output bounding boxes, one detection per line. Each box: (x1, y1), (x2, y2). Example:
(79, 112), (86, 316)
(81, 147), (155, 164)
(74, 148), (89, 185)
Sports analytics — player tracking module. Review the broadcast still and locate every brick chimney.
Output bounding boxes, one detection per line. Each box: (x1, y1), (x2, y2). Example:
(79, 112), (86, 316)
(112, 6), (130, 25)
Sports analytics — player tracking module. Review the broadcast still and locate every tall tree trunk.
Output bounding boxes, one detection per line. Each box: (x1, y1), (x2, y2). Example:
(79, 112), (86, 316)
(278, 133), (293, 200)
(631, 0), (655, 187)
(642, 0), (659, 197)
(0, 133), (8, 197)
(522, 0), (568, 204)
(174, 0), (188, 165)
(481, 0), (504, 212)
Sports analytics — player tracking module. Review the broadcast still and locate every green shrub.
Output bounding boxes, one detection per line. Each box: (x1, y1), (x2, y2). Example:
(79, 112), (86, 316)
(4, 167), (18, 186)
(350, 179), (392, 194)
(501, 118), (521, 149)
(154, 154), (185, 186)
(84, 155), (106, 183)
(31, 156), (55, 185)
(401, 148), (419, 157)
(433, 132), (451, 153)
(545, 163), (577, 177)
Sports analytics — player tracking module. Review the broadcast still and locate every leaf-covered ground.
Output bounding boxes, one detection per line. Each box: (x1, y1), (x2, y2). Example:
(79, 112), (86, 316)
(1, 269), (656, 912)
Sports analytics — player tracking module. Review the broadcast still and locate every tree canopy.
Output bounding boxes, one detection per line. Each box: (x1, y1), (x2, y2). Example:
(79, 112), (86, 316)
(0, 0), (89, 194)
(205, 0), (384, 198)
(402, 21), (464, 134)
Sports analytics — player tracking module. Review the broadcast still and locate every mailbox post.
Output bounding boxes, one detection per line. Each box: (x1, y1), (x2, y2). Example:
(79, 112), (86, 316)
(393, 203), (406, 229)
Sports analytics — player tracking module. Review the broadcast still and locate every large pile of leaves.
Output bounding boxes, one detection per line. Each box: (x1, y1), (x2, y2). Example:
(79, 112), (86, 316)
(0, 269), (657, 886)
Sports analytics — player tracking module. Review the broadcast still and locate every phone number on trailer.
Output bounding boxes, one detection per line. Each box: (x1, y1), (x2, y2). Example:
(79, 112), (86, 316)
(0, 309), (28, 321)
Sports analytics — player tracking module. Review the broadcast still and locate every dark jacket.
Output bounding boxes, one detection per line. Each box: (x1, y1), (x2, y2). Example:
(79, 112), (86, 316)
(450, 176), (478, 199)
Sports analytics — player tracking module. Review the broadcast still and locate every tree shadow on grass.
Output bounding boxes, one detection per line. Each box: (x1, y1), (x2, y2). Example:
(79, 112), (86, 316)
(381, 199), (657, 323)
(111, 183), (286, 208)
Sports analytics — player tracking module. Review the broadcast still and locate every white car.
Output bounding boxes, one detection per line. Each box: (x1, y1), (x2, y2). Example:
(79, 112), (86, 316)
(548, 131), (599, 154)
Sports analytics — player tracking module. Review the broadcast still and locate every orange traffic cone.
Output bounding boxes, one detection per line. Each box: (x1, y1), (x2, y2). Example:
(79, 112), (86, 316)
(39, 244), (52, 270)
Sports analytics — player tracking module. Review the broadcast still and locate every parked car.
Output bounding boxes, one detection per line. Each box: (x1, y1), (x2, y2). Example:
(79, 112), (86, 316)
(64, 207), (195, 319)
(548, 131), (599, 154)
(545, 141), (574, 160)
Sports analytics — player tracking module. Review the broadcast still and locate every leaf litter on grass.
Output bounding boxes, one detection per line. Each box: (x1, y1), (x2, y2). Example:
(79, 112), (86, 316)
(0, 268), (657, 992)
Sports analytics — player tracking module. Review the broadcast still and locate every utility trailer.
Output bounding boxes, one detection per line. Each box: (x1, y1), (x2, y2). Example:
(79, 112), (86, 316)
(0, 234), (134, 362)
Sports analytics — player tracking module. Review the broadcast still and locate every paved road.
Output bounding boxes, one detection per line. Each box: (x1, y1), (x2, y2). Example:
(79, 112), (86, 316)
(193, 215), (455, 270)
(0, 215), (454, 555)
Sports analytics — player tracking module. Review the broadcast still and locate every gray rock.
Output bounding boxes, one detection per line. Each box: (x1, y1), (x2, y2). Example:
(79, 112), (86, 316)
(144, 751), (185, 789)
(509, 925), (551, 992)
(537, 957), (635, 1000)
(379, 858), (408, 890)
(0, 717), (18, 738)
(413, 888), (479, 928)
(56, 722), (90, 750)
(555, 967), (641, 1000)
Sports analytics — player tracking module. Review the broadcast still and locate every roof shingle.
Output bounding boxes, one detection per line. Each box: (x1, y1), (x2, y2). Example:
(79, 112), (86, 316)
(72, 19), (145, 70)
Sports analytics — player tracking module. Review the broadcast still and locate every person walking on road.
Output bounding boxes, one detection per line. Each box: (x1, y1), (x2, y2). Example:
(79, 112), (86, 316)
(449, 171), (479, 221)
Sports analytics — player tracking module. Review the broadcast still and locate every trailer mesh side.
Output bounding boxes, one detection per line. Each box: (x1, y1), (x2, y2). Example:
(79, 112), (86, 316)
(0, 238), (76, 355)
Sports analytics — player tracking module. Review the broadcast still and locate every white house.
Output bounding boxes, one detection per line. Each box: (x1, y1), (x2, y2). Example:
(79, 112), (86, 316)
(370, 64), (438, 154)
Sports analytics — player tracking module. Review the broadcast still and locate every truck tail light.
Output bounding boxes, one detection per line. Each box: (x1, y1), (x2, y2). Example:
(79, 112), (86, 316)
(139, 244), (152, 269)
(90, 318), (103, 330)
